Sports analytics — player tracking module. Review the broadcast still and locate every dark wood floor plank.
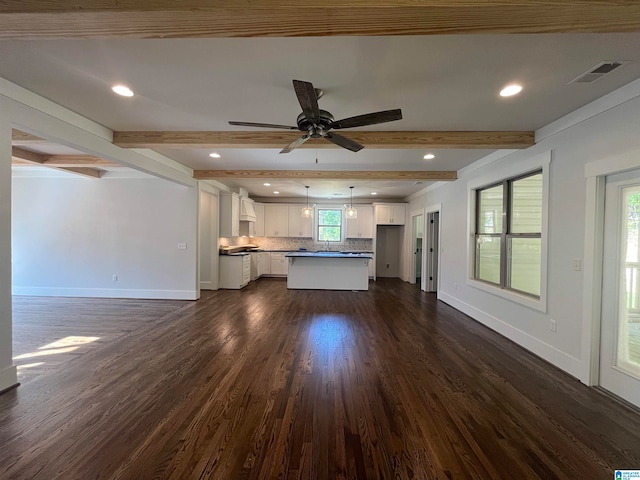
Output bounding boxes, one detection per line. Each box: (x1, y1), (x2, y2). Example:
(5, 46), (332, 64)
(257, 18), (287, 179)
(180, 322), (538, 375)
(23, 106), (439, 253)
(2, 279), (640, 479)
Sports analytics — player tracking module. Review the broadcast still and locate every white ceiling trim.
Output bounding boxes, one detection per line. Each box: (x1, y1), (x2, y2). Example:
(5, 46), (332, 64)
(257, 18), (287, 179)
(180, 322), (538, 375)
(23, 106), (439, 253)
(536, 76), (640, 142)
(0, 76), (196, 186)
(0, 76), (112, 142)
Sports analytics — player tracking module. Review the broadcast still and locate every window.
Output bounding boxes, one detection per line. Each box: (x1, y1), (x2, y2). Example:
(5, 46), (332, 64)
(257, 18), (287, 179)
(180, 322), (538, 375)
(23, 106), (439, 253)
(475, 171), (543, 297)
(317, 208), (342, 242)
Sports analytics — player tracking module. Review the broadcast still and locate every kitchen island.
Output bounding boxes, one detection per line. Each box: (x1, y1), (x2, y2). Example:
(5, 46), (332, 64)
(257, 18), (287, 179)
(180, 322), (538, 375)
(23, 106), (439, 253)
(285, 251), (373, 291)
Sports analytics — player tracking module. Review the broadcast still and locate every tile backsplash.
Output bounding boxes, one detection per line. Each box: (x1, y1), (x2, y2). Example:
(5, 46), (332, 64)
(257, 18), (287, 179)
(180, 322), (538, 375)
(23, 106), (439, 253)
(219, 236), (373, 252)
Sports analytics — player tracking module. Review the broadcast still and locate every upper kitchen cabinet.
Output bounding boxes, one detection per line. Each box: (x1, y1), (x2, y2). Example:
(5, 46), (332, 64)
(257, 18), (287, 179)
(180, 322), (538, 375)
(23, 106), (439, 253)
(374, 204), (406, 226)
(264, 205), (289, 237)
(288, 206), (313, 238)
(346, 205), (374, 238)
(219, 192), (240, 237)
(254, 203), (265, 237)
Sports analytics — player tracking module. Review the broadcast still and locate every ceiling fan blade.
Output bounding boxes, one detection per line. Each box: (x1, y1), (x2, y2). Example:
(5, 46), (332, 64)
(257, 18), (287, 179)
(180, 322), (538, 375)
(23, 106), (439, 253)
(229, 121), (298, 130)
(329, 109), (403, 129)
(293, 80), (320, 122)
(280, 134), (310, 154)
(325, 132), (364, 152)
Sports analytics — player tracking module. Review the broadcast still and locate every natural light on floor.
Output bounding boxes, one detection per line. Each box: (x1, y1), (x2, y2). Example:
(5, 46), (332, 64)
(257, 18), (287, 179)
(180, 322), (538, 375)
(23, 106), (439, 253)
(13, 336), (101, 362)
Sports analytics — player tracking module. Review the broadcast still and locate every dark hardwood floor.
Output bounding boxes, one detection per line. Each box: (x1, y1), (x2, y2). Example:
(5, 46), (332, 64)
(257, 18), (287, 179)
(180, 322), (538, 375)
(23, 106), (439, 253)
(1, 278), (640, 479)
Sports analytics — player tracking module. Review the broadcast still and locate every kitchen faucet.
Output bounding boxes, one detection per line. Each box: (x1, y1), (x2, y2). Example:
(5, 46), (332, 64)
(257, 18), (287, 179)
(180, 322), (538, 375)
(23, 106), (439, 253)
(325, 240), (330, 251)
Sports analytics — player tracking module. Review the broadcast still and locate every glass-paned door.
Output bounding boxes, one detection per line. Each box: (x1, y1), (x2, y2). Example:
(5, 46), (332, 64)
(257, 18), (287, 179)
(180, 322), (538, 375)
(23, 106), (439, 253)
(601, 170), (640, 408)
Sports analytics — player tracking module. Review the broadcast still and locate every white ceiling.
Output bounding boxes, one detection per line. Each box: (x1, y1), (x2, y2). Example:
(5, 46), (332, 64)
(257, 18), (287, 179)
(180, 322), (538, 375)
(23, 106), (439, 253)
(3, 33), (640, 199)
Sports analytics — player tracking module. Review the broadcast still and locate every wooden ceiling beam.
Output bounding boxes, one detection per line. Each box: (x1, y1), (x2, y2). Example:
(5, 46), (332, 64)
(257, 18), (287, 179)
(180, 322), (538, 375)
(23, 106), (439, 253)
(11, 129), (47, 145)
(194, 170), (457, 181)
(114, 131), (535, 150)
(1, 1), (639, 39)
(53, 167), (104, 179)
(12, 147), (107, 178)
(12, 146), (48, 164)
(45, 155), (121, 168)
(12, 147), (120, 168)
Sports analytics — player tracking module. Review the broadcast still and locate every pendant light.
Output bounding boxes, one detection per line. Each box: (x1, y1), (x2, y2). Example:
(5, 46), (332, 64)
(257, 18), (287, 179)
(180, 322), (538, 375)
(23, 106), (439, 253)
(301, 185), (314, 218)
(345, 186), (358, 219)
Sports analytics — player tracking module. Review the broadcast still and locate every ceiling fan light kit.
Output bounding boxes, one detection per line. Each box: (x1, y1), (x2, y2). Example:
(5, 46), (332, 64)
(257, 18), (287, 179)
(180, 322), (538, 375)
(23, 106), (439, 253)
(229, 79), (403, 154)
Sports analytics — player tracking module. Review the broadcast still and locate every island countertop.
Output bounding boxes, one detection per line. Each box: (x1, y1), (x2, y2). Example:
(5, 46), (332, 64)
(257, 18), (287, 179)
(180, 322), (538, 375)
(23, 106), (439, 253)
(285, 251), (373, 259)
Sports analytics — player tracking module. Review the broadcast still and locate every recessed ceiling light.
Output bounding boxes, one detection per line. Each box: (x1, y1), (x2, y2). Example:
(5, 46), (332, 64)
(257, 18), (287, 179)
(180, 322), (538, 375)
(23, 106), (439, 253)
(111, 85), (134, 97)
(273, 191), (279, 194)
(423, 153), (435, 160)
(500, 84), (523, 97)
(371, 192), (378, 195)
(209, 152), (221, 158)
(263, 183), (271, 186)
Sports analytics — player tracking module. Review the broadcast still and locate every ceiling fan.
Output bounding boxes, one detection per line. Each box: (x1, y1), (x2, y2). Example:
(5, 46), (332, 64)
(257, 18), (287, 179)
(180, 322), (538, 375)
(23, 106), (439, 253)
(229, 80), (403, 154)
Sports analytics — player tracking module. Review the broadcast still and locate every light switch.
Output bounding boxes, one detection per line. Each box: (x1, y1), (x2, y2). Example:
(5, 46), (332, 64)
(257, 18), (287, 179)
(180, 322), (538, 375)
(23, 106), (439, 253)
(178, 242), (187, 250)
(572, 258), (581, 271)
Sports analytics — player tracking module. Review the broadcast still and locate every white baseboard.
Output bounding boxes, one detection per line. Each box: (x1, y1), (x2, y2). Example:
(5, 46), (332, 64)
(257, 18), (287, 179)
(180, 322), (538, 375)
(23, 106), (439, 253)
(438, 291), (583, 381)
(0, 365), (18, 392)
(12, 286), (198, 300)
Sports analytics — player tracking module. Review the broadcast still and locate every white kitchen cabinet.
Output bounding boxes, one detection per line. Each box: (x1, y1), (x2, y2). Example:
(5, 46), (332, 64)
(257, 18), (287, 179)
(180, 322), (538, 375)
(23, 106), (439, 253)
(269, 252), (288, 275)
(219, 192), (240, 237)
(250, 252), (260, 280)
(254, 203), (265, 237)
(264, 205), (289, 237)
(346, 205), (374, 238)
(374, 204), (406, 225)
(219, 254), (250, 289)
(288, 205), (313, 238)
(260, 252), (271, 275)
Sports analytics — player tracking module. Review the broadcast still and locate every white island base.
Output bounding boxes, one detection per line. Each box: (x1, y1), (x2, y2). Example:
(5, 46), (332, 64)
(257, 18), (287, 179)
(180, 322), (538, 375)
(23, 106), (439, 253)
(286, 253), (371, 291)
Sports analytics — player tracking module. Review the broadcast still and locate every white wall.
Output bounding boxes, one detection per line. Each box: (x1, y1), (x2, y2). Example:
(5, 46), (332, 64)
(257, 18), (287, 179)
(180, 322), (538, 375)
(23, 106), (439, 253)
(407, 83), (640, 381)
(12, 175), (199, 299)
(0, 117), (18, 392)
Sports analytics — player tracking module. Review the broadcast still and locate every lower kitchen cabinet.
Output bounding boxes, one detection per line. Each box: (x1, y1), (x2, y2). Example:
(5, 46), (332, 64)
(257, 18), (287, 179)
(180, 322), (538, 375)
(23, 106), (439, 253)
(269, 252), (288, 276)
(219, 254), (251, 289)
(250, 252), (260, 281)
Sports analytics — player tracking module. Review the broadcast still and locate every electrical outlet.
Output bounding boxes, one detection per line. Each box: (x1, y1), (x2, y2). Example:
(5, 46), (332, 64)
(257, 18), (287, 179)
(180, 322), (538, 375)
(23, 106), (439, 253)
(572, 258), (582, 271)
(550, 318), (557, 332)
(112, 274), (118, 282)
(178, 242), (187, 250)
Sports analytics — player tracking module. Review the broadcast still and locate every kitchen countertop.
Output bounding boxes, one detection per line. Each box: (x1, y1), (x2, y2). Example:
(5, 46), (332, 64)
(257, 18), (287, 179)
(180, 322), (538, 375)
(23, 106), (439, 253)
(285, 251), (373, 258)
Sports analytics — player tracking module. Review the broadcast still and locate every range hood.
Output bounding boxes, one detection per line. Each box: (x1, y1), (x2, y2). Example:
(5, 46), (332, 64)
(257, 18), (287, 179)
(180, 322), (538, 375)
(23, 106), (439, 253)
(239, 196), (256, 222)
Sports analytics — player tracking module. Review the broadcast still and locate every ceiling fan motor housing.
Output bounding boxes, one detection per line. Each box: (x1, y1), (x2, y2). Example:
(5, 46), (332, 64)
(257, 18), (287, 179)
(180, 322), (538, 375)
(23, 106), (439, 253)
(297, 110), (334, 137)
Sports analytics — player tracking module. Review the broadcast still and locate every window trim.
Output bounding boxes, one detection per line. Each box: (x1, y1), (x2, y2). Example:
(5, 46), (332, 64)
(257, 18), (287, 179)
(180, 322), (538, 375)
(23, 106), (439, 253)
(315, 206), (346, 245)
(467, 151), (551, 312)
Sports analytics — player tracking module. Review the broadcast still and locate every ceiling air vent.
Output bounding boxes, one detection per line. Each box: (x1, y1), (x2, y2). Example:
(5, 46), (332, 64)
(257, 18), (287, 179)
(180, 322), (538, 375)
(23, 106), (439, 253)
(570, 61), (626, 84)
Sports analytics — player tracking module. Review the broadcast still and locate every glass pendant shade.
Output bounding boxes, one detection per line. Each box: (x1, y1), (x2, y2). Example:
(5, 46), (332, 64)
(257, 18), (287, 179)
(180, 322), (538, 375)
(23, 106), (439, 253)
(301, 185), (314, 218)
(346, 186), (357, 219)
(301, 205), (313, 218)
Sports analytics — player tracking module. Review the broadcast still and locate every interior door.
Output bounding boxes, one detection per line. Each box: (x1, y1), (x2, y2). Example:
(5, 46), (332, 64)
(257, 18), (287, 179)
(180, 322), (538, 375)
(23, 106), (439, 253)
(426, 211), (439, 293)
(600, 170), (640, 408)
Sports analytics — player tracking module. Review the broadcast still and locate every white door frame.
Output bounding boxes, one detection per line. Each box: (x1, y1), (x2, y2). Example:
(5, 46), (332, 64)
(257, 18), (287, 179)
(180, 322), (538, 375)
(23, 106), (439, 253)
(583, 156), (640, 386)
(409, 208), (425, 288)
(425, 203), (442, 294)
(198, 183), (220, 292)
